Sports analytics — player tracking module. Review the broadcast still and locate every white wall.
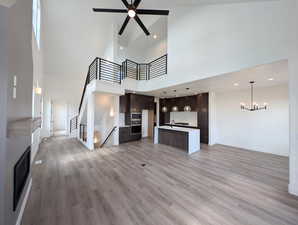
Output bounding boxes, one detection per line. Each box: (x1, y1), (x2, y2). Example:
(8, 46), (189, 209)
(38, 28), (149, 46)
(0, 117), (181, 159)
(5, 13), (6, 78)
(0, 6), (9, 225)
(124, 36), (167, 63)
(4, 0), (34, 224)
(214, 84), (289, 156)
(31, 21), (45, 160)
(129, 1), (290, 92)
(94, 94), (119, 147)
(170, 112), (197, 127)
(120, 17), (168, 63)
(287, 0), (298, 196)
(41, 0), (117, 138)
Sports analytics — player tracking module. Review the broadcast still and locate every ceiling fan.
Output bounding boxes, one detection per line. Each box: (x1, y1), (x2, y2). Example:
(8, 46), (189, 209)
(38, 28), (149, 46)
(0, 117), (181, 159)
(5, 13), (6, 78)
(93, 0), (170, 36)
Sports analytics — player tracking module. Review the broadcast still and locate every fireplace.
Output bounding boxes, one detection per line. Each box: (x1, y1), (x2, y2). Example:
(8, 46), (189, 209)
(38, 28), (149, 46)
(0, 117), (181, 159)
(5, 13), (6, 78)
(13, 147), (30, 211)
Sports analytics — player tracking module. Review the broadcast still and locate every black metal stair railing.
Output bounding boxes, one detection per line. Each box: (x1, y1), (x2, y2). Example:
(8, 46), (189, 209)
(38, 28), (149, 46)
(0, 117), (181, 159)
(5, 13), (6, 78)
(122, 54), (167, 80)
(79, 58), (122, 113)
(100, 126), (117, 148)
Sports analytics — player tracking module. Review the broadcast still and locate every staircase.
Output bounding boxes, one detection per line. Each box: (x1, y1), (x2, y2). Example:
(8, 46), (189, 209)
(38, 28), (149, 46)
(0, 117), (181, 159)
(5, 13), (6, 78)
(69, 116), (78, 137)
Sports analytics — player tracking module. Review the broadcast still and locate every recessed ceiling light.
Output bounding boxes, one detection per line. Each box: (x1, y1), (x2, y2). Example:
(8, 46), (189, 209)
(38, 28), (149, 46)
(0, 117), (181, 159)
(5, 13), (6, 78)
(186, 88), (190, 90)
(153, 34), (157, 39)
(119, 46), (124, 50)
(234, 83), (239, 86)
(268, 78), (274, 81)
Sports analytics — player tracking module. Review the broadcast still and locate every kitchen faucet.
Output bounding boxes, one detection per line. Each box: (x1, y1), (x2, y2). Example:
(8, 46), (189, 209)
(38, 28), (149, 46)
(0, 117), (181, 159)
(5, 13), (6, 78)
(170, 120), (175, 128)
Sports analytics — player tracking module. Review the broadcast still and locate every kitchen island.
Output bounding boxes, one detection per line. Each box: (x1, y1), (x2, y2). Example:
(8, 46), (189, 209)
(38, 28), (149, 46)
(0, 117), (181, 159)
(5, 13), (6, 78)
(154, 126), (200, 154)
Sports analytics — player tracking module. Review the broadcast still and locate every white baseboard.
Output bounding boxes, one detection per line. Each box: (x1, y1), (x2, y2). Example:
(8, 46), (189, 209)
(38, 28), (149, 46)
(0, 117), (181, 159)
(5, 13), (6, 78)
(15, 178), (32, 225)
(289, 183), (298, 196)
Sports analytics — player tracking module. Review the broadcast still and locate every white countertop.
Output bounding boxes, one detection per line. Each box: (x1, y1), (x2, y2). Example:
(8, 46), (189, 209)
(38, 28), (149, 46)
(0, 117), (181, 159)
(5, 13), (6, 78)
(158, 126), (200, 133)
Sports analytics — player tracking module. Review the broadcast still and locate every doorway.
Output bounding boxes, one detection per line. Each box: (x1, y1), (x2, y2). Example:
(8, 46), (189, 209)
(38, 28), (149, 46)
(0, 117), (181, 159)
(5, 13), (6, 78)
(52, 102), (68, 136)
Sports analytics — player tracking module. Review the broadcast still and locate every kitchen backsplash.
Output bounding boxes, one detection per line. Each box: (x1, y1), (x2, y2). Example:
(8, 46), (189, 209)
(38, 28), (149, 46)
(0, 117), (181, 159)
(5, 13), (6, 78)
(170, 112), (197, 126)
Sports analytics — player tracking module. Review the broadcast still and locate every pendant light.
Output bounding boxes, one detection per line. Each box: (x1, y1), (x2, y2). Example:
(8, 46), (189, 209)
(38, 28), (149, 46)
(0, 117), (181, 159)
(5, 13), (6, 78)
(172, 106), (178, 112)
(161, 106), (168, 113)
(240, 81), (268, 111)
(184, 105), (192, 112)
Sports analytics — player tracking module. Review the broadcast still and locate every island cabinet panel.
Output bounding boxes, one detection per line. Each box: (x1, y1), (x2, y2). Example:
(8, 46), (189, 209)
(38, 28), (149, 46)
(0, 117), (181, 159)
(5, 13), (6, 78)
(158, 128), (189, 151)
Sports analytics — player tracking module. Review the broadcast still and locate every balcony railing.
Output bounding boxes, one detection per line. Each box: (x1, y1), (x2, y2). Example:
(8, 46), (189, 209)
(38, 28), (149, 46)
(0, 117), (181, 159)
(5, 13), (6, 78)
(79, 58), (122, 113)
(122, 54), (168, 80)
(79, 54), (167, 114)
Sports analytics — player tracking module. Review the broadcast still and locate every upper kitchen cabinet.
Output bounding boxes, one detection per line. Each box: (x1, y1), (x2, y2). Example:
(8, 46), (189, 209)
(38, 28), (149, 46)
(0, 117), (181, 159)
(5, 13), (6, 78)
(196, 93), (209, 112)
(161, 95), (197, 112)
(120, 94), (130, 113)
(120, 93), (155, 113)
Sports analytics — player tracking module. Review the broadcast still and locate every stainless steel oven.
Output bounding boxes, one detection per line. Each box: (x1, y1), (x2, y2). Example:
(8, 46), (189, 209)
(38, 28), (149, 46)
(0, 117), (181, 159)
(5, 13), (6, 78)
(131, 113), (142, 134)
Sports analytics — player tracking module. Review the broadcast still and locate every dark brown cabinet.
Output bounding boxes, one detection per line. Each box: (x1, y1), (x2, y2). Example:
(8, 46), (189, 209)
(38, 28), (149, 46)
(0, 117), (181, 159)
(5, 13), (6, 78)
(160, 95), (197, 113)
(120, 95), (130, 113)
(119, 93), (155, 144)
(120, 93), (155, 113)
(197, 93), (209, 144)
(119, 127), (142, 144)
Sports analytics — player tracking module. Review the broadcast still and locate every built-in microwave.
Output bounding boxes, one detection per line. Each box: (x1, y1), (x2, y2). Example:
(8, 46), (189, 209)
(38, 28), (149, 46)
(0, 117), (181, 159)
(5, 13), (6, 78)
(131, 113), (142, 120)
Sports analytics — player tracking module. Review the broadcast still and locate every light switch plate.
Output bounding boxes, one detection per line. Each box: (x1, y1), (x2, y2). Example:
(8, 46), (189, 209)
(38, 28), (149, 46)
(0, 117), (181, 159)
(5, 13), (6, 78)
(13, 75), (17, 99)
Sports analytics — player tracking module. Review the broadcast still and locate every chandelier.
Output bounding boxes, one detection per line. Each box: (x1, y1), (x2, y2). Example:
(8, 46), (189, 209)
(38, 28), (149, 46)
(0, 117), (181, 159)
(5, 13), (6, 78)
(240, 81), (268, 111)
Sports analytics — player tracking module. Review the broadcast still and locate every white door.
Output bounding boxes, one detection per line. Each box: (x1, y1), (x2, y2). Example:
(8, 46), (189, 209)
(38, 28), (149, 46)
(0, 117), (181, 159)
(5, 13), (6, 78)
(52, 102), (68, 136)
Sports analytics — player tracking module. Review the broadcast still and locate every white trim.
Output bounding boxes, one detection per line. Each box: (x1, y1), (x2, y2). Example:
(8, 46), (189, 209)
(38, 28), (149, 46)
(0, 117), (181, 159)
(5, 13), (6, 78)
(289, 182), (298, 196)
(15, 179), (32, 225)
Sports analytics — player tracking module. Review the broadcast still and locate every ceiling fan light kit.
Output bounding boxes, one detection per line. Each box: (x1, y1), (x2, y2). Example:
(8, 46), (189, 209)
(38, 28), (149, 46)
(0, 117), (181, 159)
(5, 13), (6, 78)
(93, 0), (169, 36)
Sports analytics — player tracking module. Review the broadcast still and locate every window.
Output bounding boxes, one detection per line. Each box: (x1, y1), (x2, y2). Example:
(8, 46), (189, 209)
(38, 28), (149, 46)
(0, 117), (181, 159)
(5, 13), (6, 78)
(32, 0), (41, 48)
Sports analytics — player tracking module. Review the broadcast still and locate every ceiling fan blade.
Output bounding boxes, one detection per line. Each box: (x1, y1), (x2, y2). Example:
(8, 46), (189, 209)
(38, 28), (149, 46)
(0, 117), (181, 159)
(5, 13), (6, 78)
(119, 16), (131, 35)
(133, 0), (142, 8)
(136, 9), (170, 15)
(121, 0), (130, 8)
(134, 15), (150, 36)
(93, 8), (127, 13)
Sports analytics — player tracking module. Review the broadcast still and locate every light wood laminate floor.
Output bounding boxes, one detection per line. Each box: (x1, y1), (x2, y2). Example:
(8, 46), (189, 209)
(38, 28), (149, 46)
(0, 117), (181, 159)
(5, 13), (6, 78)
(22, 137), (298, 225)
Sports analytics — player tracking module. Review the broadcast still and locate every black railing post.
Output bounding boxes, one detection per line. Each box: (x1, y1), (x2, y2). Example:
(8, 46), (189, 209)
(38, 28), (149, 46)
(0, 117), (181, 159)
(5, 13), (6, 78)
(166, 54), (168, 74)
(125, 60), (127, 79)
(97, 58), (101, 80)
(147, 64), (149, 80)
